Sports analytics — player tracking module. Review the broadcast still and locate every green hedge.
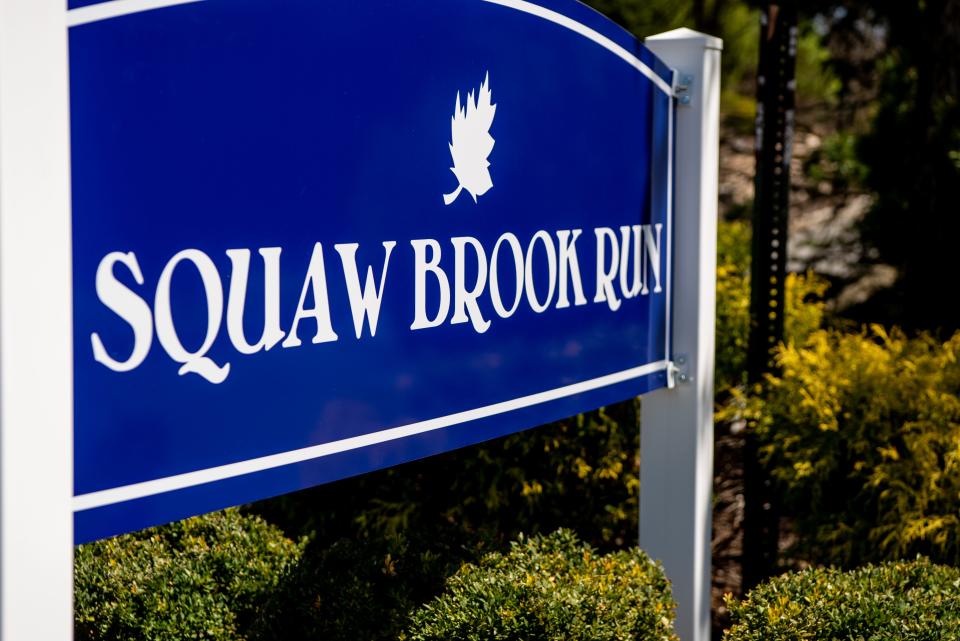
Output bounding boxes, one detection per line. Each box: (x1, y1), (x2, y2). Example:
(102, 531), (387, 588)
(74, 509), (302, 641)
(724, 558), (960, 641)
(403, 529), (678, 641)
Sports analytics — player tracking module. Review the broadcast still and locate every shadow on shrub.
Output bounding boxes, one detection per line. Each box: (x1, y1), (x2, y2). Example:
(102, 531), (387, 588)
(402, 529), (678, 641)
(724, 558), (960, 640)
(74, 509), (302, 641)
(253, 534), (450, 641)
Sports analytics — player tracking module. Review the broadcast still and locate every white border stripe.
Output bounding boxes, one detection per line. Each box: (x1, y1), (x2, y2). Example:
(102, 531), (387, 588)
(66, 0), (203, 27)
(665, 78), (676, 366)
(73, 360), (667, 511)
(68, 0), (672, 96)
(481, 0), (674, 96)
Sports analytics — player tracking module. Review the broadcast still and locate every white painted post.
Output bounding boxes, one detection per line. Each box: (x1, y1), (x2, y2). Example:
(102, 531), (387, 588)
(0, 1), (74, 640)
(641, 28), (721, 641)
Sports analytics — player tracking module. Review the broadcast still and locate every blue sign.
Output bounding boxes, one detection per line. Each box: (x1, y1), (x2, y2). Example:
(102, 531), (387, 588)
(69, 0), (676, 544)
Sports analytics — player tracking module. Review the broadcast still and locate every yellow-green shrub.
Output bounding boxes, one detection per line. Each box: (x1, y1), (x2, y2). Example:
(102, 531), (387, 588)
(715, 220), (827, 392)
(741, 327), (960, 566)
(723, 558), (960, 641)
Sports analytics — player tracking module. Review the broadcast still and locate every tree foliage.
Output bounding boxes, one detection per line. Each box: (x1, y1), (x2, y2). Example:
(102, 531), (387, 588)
(800, 0), (960, 330)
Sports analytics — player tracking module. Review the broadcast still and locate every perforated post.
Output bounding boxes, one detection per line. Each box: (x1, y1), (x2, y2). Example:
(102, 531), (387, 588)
(743, 1), (797, 591)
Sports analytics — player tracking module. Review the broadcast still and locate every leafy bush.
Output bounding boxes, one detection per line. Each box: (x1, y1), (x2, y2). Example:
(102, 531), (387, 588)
(74, 509), (303, 641)
(805, 131), (868, 189)
(723, 558), (960, 641)
(403, 529), (678, 641)
(254, 534), (449, 641)
(740, 327), (960, 567)
(854, 3), (960, 332)
(715, 220), (827, 393)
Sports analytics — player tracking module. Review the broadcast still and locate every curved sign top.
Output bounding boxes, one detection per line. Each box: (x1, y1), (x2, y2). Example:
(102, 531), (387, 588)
(68, 0), (676, 543)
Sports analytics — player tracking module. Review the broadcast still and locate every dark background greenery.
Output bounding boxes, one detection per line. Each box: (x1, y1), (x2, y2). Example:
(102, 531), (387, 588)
(589, 0), (960, 332)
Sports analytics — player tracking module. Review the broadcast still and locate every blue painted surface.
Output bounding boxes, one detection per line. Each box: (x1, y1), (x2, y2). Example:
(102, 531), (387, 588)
(70, 0), (675, 543)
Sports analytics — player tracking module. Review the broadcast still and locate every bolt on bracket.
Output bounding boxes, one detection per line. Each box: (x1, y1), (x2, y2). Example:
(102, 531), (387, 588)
(675, 73), (694, 106)
(667, 354), (693, 389)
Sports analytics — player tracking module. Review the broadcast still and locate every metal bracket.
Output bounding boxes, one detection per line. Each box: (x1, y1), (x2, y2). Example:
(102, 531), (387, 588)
(675, 73), (694, 106)
(666, 354), (693, 389)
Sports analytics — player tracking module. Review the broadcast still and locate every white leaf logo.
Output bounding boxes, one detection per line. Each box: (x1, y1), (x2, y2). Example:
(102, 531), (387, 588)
(443, 72), (496, 205)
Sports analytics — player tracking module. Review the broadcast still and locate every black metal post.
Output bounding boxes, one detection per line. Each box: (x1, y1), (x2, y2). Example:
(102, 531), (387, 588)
(743, 1), (797, 591)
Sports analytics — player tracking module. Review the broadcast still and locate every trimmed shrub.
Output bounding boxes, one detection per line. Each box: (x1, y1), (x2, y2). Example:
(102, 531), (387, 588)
(403, 529), (678, 641)
(723, 558), (960, 641)
(74, 509), (302, 641)
(741, 327), (960, 566)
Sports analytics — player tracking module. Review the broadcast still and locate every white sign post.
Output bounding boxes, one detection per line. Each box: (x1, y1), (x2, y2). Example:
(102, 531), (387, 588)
(642, 28), (722, 641)
(0, 0), (73, 639)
